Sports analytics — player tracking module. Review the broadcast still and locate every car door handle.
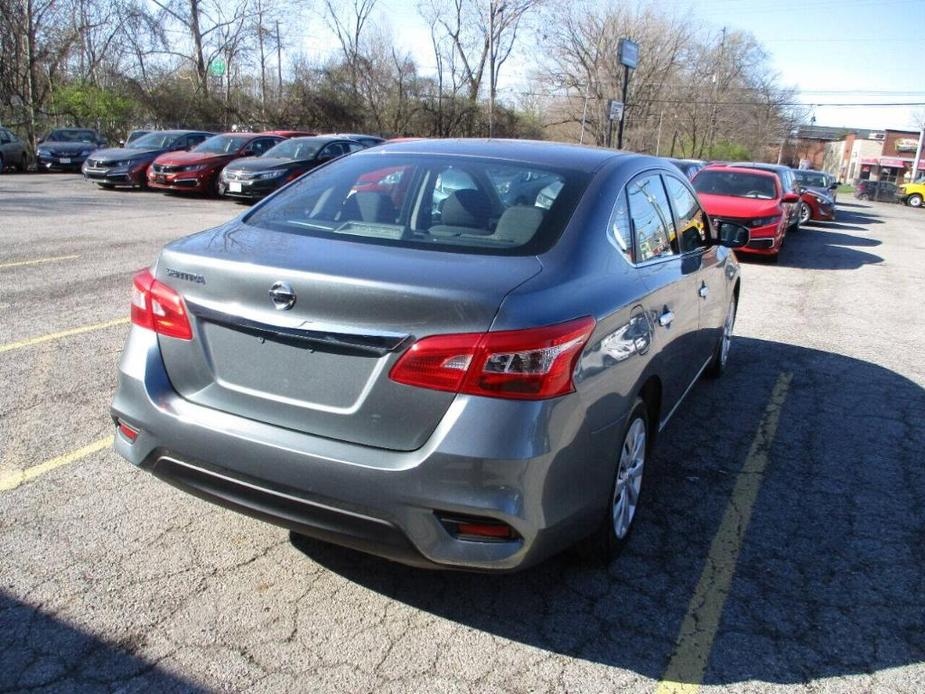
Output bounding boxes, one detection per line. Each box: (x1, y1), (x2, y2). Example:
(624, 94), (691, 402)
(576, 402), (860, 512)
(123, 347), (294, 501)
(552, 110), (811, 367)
(699, 284), (709, 299)
(659, 309), (674, 327)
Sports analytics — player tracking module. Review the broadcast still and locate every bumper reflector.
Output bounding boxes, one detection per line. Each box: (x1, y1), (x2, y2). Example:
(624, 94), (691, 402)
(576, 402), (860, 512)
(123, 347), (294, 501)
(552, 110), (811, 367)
(437, 513), (520, 542)
(117, 420), (139, 443)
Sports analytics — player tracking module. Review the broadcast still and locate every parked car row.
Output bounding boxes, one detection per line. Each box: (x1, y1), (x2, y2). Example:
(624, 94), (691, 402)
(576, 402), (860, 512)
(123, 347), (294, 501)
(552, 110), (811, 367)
(73, 129), (384, 198)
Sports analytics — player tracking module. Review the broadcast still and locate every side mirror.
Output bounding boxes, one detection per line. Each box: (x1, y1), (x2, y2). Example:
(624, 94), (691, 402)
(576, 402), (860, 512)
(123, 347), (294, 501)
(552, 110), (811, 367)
(829, 181), (839, 189)
(715, 221), (750, 249)
(781, 192), (800, 204)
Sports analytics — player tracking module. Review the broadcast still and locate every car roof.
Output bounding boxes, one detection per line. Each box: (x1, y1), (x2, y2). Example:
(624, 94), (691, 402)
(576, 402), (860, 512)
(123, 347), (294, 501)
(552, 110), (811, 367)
(355, 138), (633, 173)
(283, 135), (351, 144)
(732, 161), (789, 173)
(702, 165), (778, 178)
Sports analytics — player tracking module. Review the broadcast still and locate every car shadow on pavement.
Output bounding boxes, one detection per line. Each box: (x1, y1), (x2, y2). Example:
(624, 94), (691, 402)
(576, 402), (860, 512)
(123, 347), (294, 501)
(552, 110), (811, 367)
(292, 337), (925, 686)
(774, 216), (884, 270)
(0, 590), (206, 692)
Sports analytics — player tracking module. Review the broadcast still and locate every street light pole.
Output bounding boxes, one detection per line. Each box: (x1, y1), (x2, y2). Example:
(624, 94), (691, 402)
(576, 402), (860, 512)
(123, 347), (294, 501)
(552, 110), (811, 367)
(911, 122), (924, 183)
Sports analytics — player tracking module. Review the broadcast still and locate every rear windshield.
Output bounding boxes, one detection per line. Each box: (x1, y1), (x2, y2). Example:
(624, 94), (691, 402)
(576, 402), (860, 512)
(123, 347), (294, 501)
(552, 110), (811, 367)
(794, 170), (828, 187)
(694, 170), (777, 200)
(194, 135), (251, 154)
(244, 153), (589, 255)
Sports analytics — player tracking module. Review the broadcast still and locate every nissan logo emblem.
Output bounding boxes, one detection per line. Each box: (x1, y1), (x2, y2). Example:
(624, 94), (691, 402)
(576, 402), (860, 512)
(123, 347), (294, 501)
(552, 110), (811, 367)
(269, 281), (296, 310)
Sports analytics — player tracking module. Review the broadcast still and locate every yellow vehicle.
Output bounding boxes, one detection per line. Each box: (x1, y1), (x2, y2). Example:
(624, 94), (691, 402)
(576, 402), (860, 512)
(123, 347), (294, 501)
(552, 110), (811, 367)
(900, 180), (925, 208)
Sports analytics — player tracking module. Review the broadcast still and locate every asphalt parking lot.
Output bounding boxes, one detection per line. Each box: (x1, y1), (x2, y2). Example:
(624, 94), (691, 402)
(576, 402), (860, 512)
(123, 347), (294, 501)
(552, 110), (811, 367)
(1, 174), (924, 693)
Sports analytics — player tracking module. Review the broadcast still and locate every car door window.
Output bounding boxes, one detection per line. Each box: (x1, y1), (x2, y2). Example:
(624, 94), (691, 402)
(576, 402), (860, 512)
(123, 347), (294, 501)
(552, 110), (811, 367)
(663, 175), (708, 253)
(322, 143), (346, 159)
(606, 189), (633, 262)
(251, 138), (278, 156)
(346, 142), (365, 153)
(627, 174), (677, 262)
(186, 134), (208, 149)
(0, 130), (10, 144)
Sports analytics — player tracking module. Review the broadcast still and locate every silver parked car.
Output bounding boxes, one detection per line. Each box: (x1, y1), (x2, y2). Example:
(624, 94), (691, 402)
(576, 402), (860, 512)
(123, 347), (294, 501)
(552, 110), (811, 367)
(0, 127), (29, 172)
(111, 139), (747, 571)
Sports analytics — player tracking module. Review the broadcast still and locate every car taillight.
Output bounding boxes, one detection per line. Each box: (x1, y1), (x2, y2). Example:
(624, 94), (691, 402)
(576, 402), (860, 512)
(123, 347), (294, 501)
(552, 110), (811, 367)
(389, 317), (595, 400)
(131, 268), (193, 340)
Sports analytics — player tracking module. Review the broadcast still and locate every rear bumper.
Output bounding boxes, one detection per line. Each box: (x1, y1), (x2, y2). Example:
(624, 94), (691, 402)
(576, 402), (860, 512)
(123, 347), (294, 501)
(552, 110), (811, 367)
(111, 327), (610, 571)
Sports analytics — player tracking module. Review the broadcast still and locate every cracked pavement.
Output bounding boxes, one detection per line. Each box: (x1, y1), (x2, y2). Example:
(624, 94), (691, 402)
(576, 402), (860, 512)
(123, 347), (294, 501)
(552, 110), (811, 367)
(1, 175), (923, 693)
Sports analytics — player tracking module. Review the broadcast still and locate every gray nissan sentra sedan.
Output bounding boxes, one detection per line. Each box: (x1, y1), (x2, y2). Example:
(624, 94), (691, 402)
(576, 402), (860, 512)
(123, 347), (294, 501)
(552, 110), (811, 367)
(111, 139), (748, 571)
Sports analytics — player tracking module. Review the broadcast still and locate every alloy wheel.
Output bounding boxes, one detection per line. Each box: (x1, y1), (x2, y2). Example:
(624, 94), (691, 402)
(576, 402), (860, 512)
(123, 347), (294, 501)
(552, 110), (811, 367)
(612, 417), (646, 539)
(910, 194), (923, 208)
(720, 299), (736, 368)
(799, 202), (811, 224)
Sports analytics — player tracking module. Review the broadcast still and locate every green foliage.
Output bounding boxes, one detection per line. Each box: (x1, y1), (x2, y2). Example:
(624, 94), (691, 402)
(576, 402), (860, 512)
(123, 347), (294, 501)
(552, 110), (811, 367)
(52, 82), (141, 129)
(708, 141), (752, 162)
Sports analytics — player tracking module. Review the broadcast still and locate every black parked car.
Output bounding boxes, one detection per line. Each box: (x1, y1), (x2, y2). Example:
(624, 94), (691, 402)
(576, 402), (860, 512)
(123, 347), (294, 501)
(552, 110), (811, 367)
(219, 136), (366, 201)
(36, 128), (106, 171)
(82, 130), (214, 189)
(855, 180), (900, 203)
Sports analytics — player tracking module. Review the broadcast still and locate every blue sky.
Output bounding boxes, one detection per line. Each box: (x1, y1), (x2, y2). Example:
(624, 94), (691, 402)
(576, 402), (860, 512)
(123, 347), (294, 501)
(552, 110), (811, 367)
(295, 0), (925, 132)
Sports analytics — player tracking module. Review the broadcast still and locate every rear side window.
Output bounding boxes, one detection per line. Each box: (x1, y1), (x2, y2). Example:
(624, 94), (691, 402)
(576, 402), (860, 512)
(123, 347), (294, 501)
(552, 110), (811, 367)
(244, 153), (588, 255)
(607, 190), (633, 261)
(663, 175), (708, 252)
(627, 174), (677, 262)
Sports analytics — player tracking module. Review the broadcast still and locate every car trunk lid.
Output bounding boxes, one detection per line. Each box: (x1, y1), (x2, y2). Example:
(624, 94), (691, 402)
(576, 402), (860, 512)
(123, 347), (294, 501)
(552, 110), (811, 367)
(154, 221), (542, 451)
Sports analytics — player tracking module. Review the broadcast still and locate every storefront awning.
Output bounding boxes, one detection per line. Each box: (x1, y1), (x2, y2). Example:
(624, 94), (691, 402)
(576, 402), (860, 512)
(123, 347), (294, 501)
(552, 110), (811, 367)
(879, 157), (908, 168)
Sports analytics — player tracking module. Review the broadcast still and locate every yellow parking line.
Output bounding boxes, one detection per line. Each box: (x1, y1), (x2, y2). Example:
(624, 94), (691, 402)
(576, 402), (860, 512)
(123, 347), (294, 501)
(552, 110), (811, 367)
(0, 435), (114, 492)
(0, 254), (80, 269)
(0, 317), (130, 353)
(655, 372), (793, 694)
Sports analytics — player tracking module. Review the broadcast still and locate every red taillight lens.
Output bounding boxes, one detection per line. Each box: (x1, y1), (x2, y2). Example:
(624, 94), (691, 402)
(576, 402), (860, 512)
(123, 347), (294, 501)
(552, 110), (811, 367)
(390, 317), (595, 400)
(130, 268), (193, 340)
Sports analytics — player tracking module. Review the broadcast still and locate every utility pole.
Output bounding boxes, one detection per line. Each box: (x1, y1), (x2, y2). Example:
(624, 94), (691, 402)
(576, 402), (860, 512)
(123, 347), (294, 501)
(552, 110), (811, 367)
(276, 20), (283, 101)
(655, 109), (664, 156)
(911, 121), (924, 183)
(706, 26), (726, 160)
(488, 1), (498, 138)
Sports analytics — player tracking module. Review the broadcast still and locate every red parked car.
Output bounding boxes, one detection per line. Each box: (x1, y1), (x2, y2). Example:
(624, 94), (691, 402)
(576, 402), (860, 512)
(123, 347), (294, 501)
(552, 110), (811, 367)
(148, 133), (283, 195)
(799, 189), (836, 224)
(693, 165), (799, 261)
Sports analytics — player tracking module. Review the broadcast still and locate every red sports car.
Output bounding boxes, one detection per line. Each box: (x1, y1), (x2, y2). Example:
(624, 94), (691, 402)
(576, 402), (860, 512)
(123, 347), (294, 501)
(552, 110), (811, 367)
(148, 133), (283, 195)
(693, 165), (799, 260)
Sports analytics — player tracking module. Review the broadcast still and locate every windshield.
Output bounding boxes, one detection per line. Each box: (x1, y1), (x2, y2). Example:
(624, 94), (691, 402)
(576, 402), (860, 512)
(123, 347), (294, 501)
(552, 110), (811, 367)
(193, 135), (251, 154)
(244, 153), (588, 255)
(130, 132), (181, 149)
(694, 170), (778, 199)
(795, 171), (829, 187)
(47, 129), (97, 143)
(262, 139), (323, 160)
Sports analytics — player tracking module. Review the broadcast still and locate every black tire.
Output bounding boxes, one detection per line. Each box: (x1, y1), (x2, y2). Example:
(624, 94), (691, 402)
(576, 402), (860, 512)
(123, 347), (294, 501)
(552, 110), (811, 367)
(97, 183), (116, 190)
(17, 154), (27, 172)
(799, 202), (812, 225)
(788, 214), (800, 233)
(0, 154), (5, 173)
(706, 295), (737, 378)
(908, 193), (923, 208)
(577, 398), (650, 564)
